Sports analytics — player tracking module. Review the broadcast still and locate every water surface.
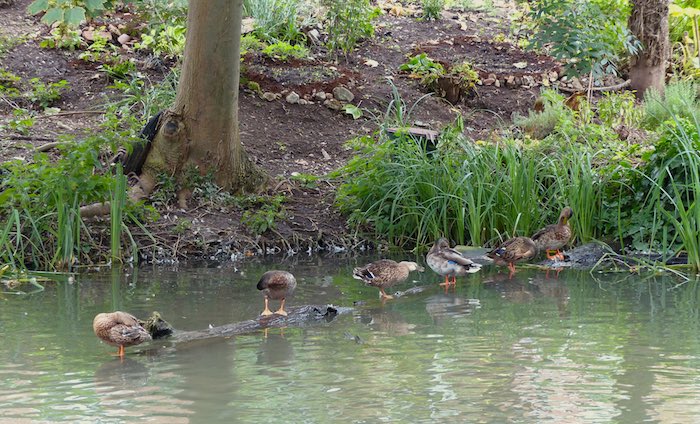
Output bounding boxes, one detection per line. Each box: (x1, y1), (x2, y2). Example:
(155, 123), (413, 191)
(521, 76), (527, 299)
(2, 256), (700, 423)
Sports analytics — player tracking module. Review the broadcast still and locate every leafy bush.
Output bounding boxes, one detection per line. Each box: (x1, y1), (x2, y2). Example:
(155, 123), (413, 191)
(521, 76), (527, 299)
(399, 53), (445, 81)
(135, 24), (187, 58)
(528, 0), (640, 81)
(323, 0), (380, 58)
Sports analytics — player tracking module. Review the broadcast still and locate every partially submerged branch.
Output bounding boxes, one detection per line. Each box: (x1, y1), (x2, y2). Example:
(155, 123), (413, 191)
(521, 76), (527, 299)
(141, 305), (352, 343)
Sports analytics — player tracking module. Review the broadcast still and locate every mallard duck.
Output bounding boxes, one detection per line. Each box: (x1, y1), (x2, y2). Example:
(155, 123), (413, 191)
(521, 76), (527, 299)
(93, 311), (152, 357)
(353, 259), (424, 299)
(257, 270), (297, 317)
(487, 236), (537, 278)
(531, 206), (573, 260)
(426, 237), (482, 287)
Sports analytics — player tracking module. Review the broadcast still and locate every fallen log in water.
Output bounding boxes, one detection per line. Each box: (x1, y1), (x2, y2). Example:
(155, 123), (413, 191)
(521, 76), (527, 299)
(141, 305), (353, 343)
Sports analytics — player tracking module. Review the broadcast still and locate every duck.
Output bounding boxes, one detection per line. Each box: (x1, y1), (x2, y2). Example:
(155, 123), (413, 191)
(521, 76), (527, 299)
(93, 311), (152, 358)
(353, 259), (424, 299)
(531, 206), (573, 260)
(257, 270), (297, 317)
(426, 237), (482, 287)
(486, 236), (538, 278)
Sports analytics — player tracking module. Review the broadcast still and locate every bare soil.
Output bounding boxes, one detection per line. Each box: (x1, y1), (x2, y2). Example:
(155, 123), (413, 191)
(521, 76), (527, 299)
(0, 1), (562, 262)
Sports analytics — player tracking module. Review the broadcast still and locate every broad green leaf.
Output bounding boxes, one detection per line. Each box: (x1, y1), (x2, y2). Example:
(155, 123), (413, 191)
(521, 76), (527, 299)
(41, 7), (64, 25)
(343, 104), (363, 120)
(84, 0), (107, 13)
(65, 7), (86, 26)
(27, 0), (49, 15)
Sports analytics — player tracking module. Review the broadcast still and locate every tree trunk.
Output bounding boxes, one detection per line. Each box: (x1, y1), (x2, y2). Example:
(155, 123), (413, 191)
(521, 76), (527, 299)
(139, 0), (267, 204)
(628, 0), (670, 98)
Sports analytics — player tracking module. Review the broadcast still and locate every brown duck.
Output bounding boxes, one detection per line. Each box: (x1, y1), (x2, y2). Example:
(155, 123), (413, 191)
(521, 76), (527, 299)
(353, 259), (424, 299)
(487, 236), (538, 278)
(426, 237), (482, 287)
(93, 311), (152, 357)
(257, 270), (297, 317)
(531, 206), (573, 260)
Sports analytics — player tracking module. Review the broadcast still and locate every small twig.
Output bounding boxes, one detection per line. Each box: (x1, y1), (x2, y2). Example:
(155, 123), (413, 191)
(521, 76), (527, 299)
(3, 135), (55, 142)
(35, 110), (106, 120)
(35, 141), (62, 152)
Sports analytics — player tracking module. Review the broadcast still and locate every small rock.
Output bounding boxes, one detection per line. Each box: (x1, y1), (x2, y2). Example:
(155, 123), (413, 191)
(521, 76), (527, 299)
(483, 77), (496, 86)
(332, 86), (354, 102)
(324, 98), (343, 110)
(494, 79), (501, 88)
(548, 70), (558, 81)
(241, 17), (255, 34)
(117, 34), (131, 45)
(262, 92), (278, 101)
(522, 75), (535, 87)
(313, 91), (327, 101)
(571, 77), (585, 91)
(307, 29), (321, 45)
(321, 148), (331, 160)
(298, 99), (312, 105)
(286, 92), (300, 104)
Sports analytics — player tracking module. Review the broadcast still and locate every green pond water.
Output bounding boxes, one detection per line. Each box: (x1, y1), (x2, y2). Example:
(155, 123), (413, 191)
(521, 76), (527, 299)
(2, 256), (700, 423)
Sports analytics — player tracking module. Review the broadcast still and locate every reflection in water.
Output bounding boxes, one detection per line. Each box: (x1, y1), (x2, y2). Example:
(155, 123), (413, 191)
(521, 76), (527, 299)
(2, 262), (700, 422)
(257, 333), (294, 366)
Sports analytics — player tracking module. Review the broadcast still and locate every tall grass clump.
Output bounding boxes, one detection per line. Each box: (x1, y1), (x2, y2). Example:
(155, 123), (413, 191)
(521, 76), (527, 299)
(643, 80), (700, 129)
(243, 0), (308, 44)
(636, 117), (700, 269)
(334, 116), (572, 249)
(0, 134), (134, 271)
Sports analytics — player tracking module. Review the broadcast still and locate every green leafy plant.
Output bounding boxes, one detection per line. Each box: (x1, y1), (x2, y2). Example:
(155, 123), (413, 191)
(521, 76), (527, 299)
(343, 104), (363, 120)
(2, 109), (36, 135)
(240, 195), (287, 234)
(39, 27), (83, 50)
(399, 53), (445, 81)
(26, 78), (69, 109)
(262, 41), (309, 61)
(28, 0), (110, 26)
(135, 24), (186, 58)
(422, 0), (444, 20)
(323, 0), (380, 58)
(528, 0), (641, 81)
(99, 60), (137, 81)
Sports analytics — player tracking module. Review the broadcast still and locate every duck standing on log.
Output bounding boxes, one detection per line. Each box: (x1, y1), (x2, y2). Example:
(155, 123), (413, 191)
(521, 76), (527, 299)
(487, 236), (538, 278)
(531, 206), (573, 261)
(93, 311), (152, 358)
(426, 237), (482, 287)
(353, 260), (424, 300)
(257, 270), (297, 317)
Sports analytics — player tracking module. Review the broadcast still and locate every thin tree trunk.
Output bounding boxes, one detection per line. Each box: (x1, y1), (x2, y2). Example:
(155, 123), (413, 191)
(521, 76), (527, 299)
(628, 0), (670, 97)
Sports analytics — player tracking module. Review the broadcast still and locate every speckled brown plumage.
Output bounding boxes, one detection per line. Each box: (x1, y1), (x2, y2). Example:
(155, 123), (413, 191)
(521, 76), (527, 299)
(487, 236), (538, 278)
(353, 259), (424, 299)
(257, 270), (297, 317)
(426, 237), (482, 287)
(532, 207), (574, 260)
(93, 311), (152, 357)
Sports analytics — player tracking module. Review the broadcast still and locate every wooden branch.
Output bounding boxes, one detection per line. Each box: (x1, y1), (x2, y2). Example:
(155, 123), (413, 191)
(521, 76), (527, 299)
(35, 110), (106, 119)
(2, 135), (55, 143)
(160, 305), (353, 343)
(558, 79), (631, 94)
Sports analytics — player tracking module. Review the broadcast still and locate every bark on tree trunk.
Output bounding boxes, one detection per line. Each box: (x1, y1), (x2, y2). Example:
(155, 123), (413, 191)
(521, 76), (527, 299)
(628, 0), (670, 98)
(139, 0), (267, 204)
